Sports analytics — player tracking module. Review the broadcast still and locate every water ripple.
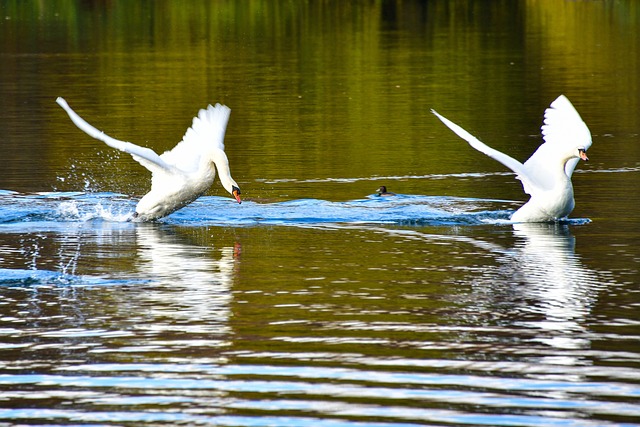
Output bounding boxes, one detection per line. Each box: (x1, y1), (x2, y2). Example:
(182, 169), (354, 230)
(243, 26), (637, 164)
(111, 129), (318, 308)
(0, 190), (535, 228)
(1, 369), (639, 426)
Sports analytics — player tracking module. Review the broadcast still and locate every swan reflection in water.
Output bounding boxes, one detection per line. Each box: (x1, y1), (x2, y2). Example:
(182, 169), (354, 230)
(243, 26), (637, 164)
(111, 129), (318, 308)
(368, 220), (602, 371)
(0, 220), (241, 366)
(133, 224), (240, 327)
(450, 221), (603, 373)
(508, 223), (599, 359)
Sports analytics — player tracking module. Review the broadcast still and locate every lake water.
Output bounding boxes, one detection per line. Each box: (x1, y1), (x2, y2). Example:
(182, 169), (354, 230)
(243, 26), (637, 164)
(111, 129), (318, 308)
(1, 1), (639, 426)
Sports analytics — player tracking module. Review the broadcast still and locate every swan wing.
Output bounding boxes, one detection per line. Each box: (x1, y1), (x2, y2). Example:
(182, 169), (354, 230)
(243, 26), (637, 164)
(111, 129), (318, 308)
(528, 95), (592, 177)
(431, 109), (538, 193)
(56, 97), (176, 175)
(162, 103), (231, 171)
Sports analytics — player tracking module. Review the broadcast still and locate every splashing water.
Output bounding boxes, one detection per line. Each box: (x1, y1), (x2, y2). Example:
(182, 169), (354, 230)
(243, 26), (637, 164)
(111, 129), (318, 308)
(0, 190), (592, 229)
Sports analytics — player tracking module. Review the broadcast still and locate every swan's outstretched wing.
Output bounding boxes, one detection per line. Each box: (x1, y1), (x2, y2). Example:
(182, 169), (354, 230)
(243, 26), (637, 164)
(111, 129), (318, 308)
(534, 95), (592, 177)
(431, 109), (539, 192)
(56, 97), (175, 175)
(161, 103), (231, 171)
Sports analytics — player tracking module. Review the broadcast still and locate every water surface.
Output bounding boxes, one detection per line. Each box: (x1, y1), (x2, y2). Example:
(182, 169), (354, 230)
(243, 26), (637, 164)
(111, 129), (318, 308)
(0, 1), (639, 426)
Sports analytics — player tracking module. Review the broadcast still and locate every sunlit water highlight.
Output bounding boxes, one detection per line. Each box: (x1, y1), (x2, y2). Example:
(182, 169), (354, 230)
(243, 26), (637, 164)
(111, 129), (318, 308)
(0, 188), (591, 229)
(2, 1), (640, 424)
(1, 187), (637, 426)
(0, 190), (503, 226)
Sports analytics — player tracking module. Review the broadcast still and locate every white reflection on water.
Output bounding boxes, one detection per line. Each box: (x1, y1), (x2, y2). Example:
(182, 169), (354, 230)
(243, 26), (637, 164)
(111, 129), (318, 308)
(133, 224), (238, 326)
(298, 222), (605, 371)
(510, 224), (598, 353)
(463, 222), (604, 373)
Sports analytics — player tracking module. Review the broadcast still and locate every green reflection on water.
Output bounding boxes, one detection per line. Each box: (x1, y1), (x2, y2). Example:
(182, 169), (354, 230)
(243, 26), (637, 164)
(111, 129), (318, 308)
(0, 2), (639, 426)
(1, 0), (638, 204)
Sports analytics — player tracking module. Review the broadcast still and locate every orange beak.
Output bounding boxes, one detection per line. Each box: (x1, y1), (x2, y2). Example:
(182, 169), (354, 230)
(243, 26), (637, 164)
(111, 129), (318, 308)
(579, 148), (589, 161)
(232, 189), (242, 204)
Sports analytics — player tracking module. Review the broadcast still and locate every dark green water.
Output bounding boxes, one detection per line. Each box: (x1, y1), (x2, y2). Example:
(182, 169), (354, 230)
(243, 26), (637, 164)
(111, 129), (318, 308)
(0, 1), (639, 426)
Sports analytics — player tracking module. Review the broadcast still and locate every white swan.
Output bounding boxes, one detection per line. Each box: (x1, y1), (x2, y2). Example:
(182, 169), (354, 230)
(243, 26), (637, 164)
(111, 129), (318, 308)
(432, 95), (592, 222)
(56, 97), (241, 221)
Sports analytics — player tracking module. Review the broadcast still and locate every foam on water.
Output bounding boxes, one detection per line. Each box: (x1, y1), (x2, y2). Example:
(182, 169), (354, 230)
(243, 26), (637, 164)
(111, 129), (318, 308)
(0, 187), (590, 289)
(0, 268), (143, 287)
(3, 191), (505, 226)
(0, 191), (133, 226)
(0, 190), (593, 229)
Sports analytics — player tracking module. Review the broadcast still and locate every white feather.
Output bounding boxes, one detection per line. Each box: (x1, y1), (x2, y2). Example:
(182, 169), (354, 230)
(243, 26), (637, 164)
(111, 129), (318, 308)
(57, 98), (241, 221)
(432, 95), (592, 222)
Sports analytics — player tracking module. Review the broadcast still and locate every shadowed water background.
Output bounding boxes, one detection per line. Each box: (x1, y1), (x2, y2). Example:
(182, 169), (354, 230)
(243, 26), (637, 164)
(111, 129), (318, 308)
(0, 1), (639, 426)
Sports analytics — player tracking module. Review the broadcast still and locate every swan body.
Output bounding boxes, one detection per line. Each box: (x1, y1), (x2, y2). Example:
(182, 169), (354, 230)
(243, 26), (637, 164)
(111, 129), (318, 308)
(432, 95), (592, 222)
(56, 97), (241, 221)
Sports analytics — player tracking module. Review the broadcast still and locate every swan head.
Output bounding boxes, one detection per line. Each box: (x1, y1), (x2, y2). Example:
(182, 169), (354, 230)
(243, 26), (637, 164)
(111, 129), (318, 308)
(231, 185), (242, 204)
(219, 177), (241, 204)
(219, 174), (241, 204)
(556, 144), (589, 164)
(578, 148), (589, 161)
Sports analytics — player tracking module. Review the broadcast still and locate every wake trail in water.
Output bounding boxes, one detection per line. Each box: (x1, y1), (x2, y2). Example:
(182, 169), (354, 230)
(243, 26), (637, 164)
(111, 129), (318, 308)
(0, 190), (592, 230)
(257, 165), (640, 185)
(0, 190), (520, 228)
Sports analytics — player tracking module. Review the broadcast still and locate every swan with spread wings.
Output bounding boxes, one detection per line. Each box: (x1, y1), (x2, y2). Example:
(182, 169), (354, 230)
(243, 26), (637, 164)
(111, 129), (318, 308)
(57, 97), (241, 221)
(432, 95), (592, 222)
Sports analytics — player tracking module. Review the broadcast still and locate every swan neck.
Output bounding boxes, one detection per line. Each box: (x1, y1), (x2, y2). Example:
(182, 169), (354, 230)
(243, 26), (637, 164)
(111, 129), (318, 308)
(211, 149), (237, 192)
